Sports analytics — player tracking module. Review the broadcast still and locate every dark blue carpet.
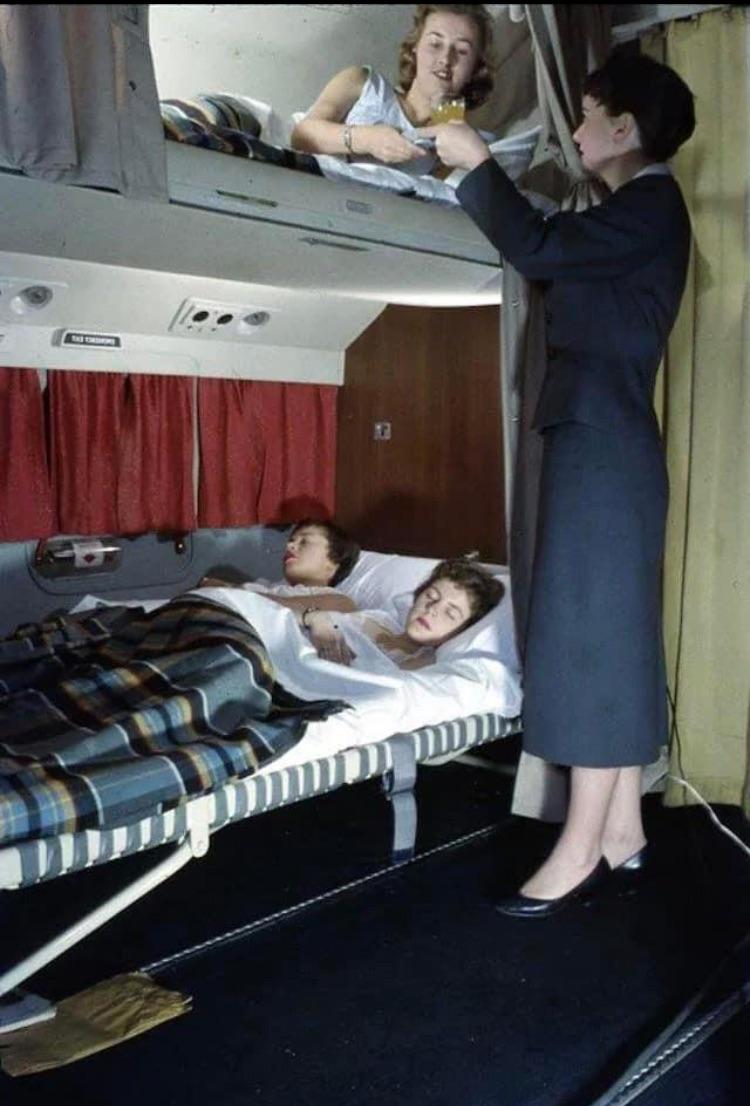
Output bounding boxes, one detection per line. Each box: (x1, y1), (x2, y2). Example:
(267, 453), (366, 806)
(1, 750), (748, 1106)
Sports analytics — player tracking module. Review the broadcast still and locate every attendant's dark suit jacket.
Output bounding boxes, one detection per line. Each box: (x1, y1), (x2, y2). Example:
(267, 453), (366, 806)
(456, 159), (692, 433)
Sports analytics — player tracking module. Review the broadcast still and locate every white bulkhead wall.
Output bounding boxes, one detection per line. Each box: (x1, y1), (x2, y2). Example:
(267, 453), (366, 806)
(150, 4), (505, 131)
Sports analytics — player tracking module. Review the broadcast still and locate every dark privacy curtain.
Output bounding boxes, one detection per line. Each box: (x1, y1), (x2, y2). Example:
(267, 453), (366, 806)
(198, 379), (337, 527)
(0, 367), (55, 539)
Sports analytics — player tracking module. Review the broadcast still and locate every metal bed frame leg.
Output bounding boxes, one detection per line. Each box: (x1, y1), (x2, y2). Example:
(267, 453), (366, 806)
(382, 735), (418, 863)
(0, 796), (213, 1033)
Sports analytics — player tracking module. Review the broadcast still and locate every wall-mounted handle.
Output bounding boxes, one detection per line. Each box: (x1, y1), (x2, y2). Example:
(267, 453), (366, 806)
(34, 537), (123, 577)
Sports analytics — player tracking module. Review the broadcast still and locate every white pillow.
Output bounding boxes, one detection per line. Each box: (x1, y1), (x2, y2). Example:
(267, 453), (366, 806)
(338, 550), (439, 611)
(338, 551), (519, 672)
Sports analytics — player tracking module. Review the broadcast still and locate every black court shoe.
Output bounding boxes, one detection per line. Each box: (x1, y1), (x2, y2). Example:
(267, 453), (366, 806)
(609, 844), (649, 897)
(613, 844), (649, 872)
(494, 858), (611, 918)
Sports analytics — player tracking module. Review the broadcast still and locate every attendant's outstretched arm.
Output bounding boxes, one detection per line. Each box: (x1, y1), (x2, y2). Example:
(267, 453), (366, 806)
(420, 122), (677, 282)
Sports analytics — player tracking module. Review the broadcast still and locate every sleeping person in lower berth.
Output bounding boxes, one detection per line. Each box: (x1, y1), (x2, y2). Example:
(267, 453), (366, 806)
(298, 558), (503, 669)
(289, 4), (495, 177)
(199, 518), (361, 618)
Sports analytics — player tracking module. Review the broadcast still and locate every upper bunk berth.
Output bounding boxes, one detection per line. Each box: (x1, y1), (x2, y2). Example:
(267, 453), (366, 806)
(0, 138), (505, 309)
(0, 3), (551, 385)
(0, 133), (507, 387)
(0, 3), (553, 318)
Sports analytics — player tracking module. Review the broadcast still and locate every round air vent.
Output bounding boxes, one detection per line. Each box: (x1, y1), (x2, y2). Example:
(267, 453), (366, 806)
(10, 285), (54, 314)
(170, 299), (275, 338)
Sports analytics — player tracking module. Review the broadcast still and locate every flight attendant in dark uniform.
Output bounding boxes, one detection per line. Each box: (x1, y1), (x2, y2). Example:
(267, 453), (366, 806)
(420, 53), (696, 915)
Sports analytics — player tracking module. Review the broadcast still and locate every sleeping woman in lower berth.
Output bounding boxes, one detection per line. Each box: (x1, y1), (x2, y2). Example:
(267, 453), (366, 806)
(199, 518), (361, 618)
(297, 558), (503, 669)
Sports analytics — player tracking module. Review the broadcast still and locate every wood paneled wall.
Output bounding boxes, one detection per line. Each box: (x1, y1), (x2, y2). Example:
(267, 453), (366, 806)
(335, 304), (506, 562)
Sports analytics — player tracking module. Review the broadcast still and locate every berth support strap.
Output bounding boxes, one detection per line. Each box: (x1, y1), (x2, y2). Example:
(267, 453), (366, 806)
(382, 735), (418, 862)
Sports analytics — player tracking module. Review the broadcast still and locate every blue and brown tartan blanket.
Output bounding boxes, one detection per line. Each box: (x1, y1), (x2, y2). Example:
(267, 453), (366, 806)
(0, 596), (344, 846)
(160, 93), (323, 174)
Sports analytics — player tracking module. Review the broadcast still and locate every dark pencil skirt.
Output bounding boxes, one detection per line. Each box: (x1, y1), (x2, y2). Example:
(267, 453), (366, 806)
(522, 421), (669, 768)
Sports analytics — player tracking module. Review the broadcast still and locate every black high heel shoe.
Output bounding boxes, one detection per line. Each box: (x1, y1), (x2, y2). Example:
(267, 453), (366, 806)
(613, 844), (649, 872)
(494, 858), (611, 918)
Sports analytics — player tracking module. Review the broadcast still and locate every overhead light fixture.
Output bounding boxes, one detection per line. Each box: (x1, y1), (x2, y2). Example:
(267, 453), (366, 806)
(238, 310), (271, 333)
(10, 285), (54, 314)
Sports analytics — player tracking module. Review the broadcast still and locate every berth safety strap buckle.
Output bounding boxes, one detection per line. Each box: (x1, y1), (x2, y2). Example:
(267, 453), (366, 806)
(382, 735), (418, 863)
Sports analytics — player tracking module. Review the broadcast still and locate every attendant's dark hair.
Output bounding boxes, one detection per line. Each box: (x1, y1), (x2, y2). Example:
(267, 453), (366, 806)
(288, 519), (360, 585)
(398, 4), (495, 110)
(413, 558), (504, 631)
(583, 52), (696, 161)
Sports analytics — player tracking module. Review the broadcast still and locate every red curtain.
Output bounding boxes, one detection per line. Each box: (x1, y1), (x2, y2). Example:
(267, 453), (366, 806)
(1, 368), (335, 541)
(117, 374), (196, 533)
(255, 382), (337, 523)
(197, 378), (266, 527)
(49, 370), (195, 535)
(0, 367), (55, 540)
(198, 379), (337, 527)
(49, 370), (125, 534)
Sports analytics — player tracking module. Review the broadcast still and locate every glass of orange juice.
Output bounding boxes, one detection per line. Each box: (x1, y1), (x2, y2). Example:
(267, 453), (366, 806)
(430, 95), (466, 125)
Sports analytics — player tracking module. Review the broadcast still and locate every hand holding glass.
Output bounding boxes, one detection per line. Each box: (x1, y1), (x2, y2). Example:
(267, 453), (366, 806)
(430, 95), (466, 125)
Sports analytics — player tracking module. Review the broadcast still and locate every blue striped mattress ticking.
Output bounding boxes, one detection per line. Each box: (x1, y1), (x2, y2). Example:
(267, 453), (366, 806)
(0, 711), (519, 890)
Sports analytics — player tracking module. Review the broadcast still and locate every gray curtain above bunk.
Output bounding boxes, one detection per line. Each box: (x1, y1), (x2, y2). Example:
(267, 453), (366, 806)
(504, 4), (612, 822)
(0, 4), (167, 200)
(502, 3), (611, 655)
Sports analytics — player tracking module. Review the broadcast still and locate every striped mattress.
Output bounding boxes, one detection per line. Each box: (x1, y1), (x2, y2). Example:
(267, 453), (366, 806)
(0, 711), (520, 890)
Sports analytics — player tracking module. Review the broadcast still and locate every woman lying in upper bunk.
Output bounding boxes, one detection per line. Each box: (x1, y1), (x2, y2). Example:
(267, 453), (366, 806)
(199, 518), (361, 616)
(290, 4), (495, 177)
(298, 557), (503, 669)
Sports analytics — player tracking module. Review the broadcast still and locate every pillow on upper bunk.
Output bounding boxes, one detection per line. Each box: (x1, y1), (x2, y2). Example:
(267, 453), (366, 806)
(337, 550), (519, 672)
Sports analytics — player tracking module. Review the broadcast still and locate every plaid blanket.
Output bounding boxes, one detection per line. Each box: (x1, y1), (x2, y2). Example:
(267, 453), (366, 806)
(161, 94), (322, 174)
(0, 596), (344, 846)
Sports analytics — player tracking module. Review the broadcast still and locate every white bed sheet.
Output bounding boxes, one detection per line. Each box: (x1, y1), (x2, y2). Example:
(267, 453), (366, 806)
(71, 588), (522, 775)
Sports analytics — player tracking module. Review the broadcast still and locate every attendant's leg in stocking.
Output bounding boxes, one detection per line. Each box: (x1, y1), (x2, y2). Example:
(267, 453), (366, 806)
(520, 766), (619, 900)
(601, 766), (646, 868)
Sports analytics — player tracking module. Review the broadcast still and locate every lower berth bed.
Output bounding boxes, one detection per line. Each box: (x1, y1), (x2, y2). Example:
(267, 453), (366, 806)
(0, 560), (522, 1030)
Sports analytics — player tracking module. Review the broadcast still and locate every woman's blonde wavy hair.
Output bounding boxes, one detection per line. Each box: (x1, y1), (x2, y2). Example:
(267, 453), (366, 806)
(397, 4), (495, 111)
